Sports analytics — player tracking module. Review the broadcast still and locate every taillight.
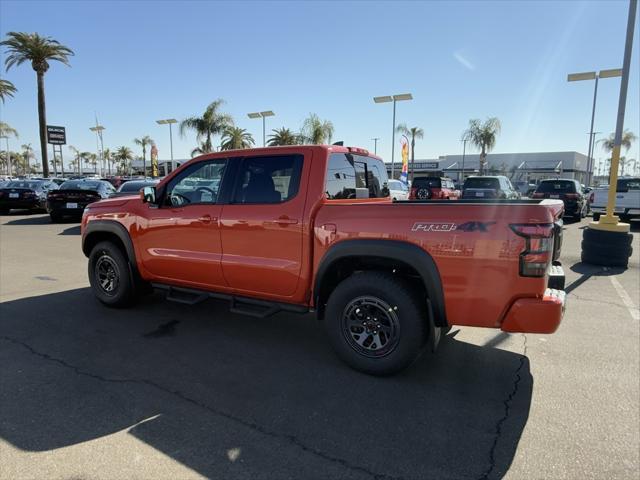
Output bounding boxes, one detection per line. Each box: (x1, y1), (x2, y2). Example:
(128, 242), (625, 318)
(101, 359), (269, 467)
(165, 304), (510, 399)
(410, 187), (417, 199)
(565, 193), (579, 199)
(510, 224), (554, 277)
(23, 191), (36, 198)
(589, 192), (595, 203)
(532, 192), (544, 198)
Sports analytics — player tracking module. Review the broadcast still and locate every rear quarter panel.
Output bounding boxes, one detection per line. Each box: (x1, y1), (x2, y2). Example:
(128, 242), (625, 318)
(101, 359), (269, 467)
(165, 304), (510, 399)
(312, 201), (562, 328)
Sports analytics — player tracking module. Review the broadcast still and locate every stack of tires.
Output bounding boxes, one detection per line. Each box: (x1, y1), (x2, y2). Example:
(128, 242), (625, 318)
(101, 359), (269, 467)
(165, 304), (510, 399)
(581, 228), (633, 268)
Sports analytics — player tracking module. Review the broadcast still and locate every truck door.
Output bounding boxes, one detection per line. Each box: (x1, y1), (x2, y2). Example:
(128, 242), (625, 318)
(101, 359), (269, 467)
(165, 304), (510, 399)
(136, 158), (230, 289)
(220, 152), (308, 299)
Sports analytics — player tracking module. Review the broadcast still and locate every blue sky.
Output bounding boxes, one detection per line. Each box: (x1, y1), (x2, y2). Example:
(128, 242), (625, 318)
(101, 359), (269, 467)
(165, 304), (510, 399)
(1, 0), (639, 167)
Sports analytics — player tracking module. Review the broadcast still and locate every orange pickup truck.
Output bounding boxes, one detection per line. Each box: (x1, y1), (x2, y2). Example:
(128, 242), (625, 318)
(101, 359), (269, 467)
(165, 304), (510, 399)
(81, 145), (566, 375)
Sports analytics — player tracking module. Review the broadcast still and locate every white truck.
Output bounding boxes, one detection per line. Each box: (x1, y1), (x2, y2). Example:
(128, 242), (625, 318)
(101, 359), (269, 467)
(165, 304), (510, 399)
(591, 177), (640, 222)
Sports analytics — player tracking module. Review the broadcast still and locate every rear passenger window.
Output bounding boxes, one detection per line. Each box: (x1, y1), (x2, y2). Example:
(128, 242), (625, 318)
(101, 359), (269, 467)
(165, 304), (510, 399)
(325, 153), (389, 199)
(234, 154), (303, 204)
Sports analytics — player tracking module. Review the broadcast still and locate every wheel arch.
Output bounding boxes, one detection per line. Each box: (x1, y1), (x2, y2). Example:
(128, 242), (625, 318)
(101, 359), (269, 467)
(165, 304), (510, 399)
(82, 220), (139, 275)
(314, 240), (448, 327)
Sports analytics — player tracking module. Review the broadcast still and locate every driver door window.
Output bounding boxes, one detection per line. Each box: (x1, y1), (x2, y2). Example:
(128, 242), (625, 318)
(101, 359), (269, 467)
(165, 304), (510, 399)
(165, 160), (227, 207)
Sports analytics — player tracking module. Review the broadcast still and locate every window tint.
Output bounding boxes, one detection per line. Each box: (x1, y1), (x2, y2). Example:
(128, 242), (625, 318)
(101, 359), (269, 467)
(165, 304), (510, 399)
(617, 178), (640, 191)
(165, 160), (227, 206)
(413, 177), (441, 189)
(6, 181), (42, 190)
(233, 154), (303, 204)
(60, 181), (102, 190)
(325, 153), (389, 199)
(463, 177), (500, 189)
(536, 180), (576, 193)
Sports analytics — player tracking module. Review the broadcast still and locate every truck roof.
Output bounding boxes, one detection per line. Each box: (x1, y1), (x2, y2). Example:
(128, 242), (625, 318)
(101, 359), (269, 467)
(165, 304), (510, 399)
(190, 145), (383, 162)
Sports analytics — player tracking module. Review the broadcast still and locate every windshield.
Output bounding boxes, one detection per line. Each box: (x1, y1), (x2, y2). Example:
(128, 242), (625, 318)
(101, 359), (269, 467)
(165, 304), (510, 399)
(463, 178), (500, 189)
(536, 180), (576, 193)
(60, 181), (102, 190)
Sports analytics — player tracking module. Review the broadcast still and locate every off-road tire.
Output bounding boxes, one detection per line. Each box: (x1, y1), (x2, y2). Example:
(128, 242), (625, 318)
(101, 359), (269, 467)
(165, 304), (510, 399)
(88, 241), (136, 307)
(324, 271), (427, 376)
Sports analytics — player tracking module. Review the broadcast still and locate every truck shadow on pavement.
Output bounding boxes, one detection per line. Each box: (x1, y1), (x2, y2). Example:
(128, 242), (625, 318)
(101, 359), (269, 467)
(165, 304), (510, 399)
(0, 288), (532, 480)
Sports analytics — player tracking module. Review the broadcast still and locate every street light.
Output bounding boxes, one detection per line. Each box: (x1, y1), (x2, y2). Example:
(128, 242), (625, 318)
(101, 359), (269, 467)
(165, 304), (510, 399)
(156, 118), (178, 173)
(568, 68), (622, 185)
(371, 137), (380, 154)
(373, 93), (413, 178)
(247, 111), (275, 147)
(89, 125), (105, 176)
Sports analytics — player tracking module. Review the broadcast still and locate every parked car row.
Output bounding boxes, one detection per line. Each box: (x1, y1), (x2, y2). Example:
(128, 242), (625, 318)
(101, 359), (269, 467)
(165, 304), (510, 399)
(0, 177), (159, 222)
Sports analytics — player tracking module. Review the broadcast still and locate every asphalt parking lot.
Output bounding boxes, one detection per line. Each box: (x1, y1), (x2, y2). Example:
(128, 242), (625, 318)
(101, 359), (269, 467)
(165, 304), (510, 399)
(0, 213), (638, 480)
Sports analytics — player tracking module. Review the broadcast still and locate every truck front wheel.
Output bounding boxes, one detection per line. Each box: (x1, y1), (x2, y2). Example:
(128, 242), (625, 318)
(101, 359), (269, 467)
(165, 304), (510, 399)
(88, 241), (136, 308)
(324, 272), (427, 376)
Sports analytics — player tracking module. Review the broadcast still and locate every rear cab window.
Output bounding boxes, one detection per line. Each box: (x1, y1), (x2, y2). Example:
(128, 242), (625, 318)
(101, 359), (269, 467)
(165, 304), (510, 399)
(413, 177), (442, 189)
(536, 180), (576, 193)
(463, 177), (500, 190)
(325, 153), (389, 199)
(617, 178), (640, 192)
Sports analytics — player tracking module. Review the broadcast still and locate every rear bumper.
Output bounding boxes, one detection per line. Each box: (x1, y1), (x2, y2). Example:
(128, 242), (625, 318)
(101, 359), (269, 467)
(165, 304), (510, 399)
(0, 199), (43, 210)
(501, 288), (566, 334)
(591, 206), (640, 217)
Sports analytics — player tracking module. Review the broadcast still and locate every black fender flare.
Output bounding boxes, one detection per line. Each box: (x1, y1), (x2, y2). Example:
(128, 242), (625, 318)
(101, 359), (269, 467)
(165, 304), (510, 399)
(82, 220), (139, 275)
(314, 239), (447, 326)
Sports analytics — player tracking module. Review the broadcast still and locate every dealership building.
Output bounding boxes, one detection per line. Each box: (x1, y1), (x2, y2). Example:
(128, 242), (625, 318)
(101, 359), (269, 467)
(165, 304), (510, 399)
(386, 151), (590, 185)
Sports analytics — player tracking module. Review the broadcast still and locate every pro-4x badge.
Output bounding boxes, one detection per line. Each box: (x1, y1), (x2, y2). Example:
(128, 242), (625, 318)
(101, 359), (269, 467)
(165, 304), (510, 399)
(411, 221), (496, 232)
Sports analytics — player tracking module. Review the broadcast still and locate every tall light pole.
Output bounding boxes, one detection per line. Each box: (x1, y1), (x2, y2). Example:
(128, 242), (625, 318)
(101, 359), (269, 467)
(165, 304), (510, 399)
(568, 68), (622, 185)
(248, 111), (275, 147)
(156, 118), (177, 173)
(90, 125), (105, 176)
(371, 137), (380, 154)
(373, 93), (413, 178)
(461, 133), (470, 183)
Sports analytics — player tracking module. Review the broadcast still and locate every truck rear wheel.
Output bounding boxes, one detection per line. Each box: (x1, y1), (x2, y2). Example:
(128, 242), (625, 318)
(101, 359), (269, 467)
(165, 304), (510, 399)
(324, 272), (427, 376)
(88, 241), (136, 308)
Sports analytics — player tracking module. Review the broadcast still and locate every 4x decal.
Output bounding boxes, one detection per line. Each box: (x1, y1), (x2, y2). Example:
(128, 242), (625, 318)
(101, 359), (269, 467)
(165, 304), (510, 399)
(411, 221), (496, 233)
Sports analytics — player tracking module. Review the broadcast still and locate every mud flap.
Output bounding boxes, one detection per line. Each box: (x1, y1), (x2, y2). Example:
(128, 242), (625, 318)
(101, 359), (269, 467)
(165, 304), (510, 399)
(426, 298), (442, 352)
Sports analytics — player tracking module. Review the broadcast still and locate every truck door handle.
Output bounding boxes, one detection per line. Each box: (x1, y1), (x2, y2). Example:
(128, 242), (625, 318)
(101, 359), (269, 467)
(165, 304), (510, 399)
(274, 216), (298, 225)
(198, 215), (214, 224)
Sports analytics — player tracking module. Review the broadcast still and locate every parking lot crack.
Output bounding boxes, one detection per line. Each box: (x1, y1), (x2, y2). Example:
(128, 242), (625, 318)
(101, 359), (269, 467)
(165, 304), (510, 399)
(1, 335), (401, 480)
(478, 333), (527, 480)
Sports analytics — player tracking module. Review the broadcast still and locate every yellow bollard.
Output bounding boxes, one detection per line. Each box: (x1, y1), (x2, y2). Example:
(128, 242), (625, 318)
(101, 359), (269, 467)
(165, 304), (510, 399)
(588, 144), (630, 233)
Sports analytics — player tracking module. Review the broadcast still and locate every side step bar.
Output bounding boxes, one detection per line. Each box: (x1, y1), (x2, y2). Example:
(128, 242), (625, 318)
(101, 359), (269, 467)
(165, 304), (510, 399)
(152, 283), (309, 319)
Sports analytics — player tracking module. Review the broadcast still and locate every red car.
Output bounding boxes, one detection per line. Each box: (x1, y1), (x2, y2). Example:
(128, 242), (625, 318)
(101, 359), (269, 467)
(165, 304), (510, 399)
(409, 176), (460, 200)
(82, 145), (565, 375)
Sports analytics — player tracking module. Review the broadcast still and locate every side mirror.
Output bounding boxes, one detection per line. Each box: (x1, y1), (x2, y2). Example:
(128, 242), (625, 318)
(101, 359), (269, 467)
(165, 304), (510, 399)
(141, 186), (157, 204)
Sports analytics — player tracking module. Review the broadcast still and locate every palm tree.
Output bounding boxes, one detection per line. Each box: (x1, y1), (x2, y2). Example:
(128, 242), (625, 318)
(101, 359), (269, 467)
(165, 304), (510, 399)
(267, 127), (299, 146)
(102, 148), (114, 175)
(0, 78), (17, 103)
(21, 143), (34, 175)
(301, 113), (334, 144)
(1, 32), (74, 177)
(220, 127), (255, 151)
(180, 99), (233, 154)
(600, 130), (637, 176)
(68, 146), (83, 175)
(463, 117), (501, 175)
(114, 146), (134, 175)
(0, 121), (19, 175)
(134, 135), (154, 177)
(191, 141), (210, 158)
(396, 123), (424, 182)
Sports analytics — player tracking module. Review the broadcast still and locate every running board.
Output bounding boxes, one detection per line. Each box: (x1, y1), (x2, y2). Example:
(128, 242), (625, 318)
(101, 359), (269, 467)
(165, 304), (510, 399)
(152, 283), (309, 318)
(165, 286), (209, 305)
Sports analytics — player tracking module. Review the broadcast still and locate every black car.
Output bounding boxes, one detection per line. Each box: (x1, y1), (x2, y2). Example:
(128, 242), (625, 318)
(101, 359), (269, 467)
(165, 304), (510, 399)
(0, 180), (59, 214)
(46, 179), (115, 222)
(461, 176), (520, 199)
(532, 179), (587, 219)
(109, 179), (159, 198)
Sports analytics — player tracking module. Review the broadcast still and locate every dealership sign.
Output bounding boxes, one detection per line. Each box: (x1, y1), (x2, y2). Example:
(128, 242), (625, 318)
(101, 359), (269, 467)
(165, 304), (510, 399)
(46, 125), (66, 145)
